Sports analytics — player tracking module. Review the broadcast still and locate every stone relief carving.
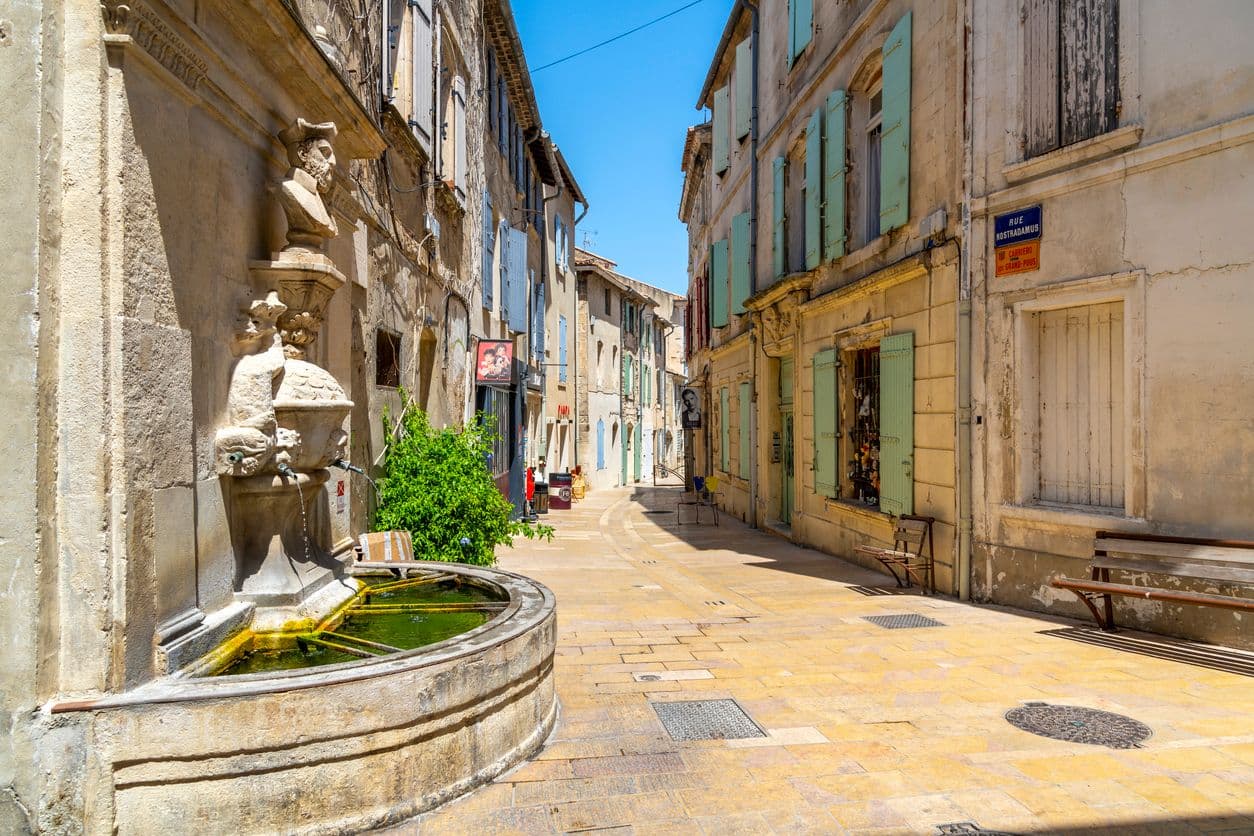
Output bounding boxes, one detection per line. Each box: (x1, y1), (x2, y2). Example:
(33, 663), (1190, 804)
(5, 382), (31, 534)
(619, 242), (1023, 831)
(101, 0), (208, 92)
(215, 292), (287, 476)
(277, 118), (339, 254)
(761, 302), (796, 347)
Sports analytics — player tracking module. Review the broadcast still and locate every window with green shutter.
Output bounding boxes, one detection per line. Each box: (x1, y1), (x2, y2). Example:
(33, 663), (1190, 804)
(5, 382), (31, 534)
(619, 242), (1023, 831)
(734, 40), (752, 141)
(878, 332), (914, 516)
(713, 85), (730, 174)
(812, 348), (840, 497)
(738, 381), (751, 477)
(823, 90), (847, 261)
(731, 212), (751, 312)
(719, 387), (730, 472)
(879, 12), (911, 232)
(710, 239), (729, 328)
(788, 0), (812, 65)
(805, 107), (822, 270)
(772, 157), (786, 279)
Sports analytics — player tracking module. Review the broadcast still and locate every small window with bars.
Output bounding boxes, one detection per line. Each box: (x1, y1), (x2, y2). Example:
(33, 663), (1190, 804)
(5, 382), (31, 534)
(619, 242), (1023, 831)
(845, 346), (880, 506)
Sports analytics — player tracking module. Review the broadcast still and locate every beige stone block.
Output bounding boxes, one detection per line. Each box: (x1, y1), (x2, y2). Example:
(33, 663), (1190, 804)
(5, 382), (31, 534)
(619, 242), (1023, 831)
(891, 310), (929, 345)
(913, 483), (956, 522)
(914, 412), (955, 451)
(915, 341), (956, 379)
(914, 376), (955, 414)
(928, 302), (957, 344)
(153, 485), (199, 633)
(884, 276), (929, 317)
(914, 449), (955, 488)
(931, 265), (958, 305)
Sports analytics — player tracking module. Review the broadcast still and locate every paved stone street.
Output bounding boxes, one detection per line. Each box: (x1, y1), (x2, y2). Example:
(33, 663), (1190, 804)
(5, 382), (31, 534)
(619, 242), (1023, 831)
(393, 487), (1254, 835)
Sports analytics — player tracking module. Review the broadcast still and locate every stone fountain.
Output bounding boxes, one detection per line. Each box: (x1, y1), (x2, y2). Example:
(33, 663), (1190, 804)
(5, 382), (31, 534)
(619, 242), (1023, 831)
(215, 118), (355, 630)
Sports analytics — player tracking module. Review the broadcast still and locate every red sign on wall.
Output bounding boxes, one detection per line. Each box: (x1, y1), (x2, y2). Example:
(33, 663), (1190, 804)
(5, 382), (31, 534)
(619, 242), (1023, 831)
(995, 240), (1041, 277)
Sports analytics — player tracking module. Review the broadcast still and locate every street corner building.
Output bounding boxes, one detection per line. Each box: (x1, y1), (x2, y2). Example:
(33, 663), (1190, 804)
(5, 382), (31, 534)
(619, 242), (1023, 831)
(679, 0), (1254, 649)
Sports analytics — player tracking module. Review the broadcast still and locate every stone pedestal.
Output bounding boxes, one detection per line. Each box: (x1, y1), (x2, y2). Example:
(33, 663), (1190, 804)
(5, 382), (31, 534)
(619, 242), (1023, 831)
(250, 255), (346, 360)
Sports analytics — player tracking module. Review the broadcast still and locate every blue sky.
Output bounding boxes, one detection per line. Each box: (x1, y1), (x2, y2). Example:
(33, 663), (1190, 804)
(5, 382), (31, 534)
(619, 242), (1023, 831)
(513, 1), (732, 295)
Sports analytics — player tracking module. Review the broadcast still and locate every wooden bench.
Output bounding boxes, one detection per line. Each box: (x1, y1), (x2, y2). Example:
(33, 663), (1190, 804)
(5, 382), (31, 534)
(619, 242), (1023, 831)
(855, 515), (936, 594)
(1051, 531), (1254, 631)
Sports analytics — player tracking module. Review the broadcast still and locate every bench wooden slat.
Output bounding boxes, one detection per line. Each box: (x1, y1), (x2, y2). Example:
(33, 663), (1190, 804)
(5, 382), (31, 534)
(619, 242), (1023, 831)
(1096, 537), (1254, 566)
(1052, 577), (1254, 612)
(1090, 554), (1254, 584)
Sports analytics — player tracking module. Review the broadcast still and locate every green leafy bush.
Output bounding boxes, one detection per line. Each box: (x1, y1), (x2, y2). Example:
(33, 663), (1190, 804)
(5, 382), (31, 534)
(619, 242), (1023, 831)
(372, 394), (553, 565)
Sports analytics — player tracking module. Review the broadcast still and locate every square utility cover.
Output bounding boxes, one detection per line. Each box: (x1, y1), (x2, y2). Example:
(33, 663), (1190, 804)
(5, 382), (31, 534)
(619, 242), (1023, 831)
(862, 613), (946, 629)
(651, 699), (766, 741)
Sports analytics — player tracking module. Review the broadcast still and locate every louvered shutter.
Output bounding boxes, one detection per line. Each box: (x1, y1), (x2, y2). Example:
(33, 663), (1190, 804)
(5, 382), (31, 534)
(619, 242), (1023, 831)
(558, 315), (567, 382)
(507, 227), (528, 333)
(481, 191), (494, 310)
(410, 0), (434, 152)
(812, 348), (839, 497)
(734, 40), (752, 140)
(878, 332), (914, 516)
(789, 0), (812, 65)
(596, 420), (605, 470)
(823, 90), (847, 261)
(498, 221), (509, 321)
(738, 381), (751, 478)
(533, 279), (546, 361)
(879, 12), (911, 232)
(710, 239), (729, 328)
(772, 157), (786, 278)
(644, 364), (650, 404)
(719, 387), (730, 472)
(453, 76), (468, 197)
(713, 86), (730, 174)
(804, 107), (822, 270)
(1023, 0), (1059, 157)
(1060, 0), (1119, 147)
(731, 212), (751, 313)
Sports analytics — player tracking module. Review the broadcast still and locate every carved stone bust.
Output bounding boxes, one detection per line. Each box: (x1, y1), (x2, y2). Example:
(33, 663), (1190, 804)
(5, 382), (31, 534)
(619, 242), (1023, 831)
(277, 118), (339, 254)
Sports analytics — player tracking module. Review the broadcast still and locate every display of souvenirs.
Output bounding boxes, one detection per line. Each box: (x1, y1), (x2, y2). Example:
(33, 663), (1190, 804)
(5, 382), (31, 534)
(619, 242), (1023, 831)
(849, 380), (880, 504)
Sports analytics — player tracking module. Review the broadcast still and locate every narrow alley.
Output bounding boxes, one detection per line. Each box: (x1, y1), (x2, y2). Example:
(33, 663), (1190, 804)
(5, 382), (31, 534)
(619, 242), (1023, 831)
(399, 487), (1254, 834)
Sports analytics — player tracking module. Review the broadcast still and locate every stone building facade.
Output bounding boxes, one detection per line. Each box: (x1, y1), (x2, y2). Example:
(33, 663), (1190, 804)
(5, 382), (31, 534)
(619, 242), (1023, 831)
(682, 0), (966, 590)
(0, 0), (581, 828)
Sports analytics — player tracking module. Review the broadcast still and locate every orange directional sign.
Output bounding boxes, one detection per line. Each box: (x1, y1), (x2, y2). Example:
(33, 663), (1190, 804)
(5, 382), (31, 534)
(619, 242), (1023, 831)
(995, 239), (1040, 277)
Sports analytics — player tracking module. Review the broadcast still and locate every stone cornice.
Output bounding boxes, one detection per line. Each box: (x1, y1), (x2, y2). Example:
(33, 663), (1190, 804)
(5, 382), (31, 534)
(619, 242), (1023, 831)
(102, 0), (208, 95)
(743, 273), (813, 312)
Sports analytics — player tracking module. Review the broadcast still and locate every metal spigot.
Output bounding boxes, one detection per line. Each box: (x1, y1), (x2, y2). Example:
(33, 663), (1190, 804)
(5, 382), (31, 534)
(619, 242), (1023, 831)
(277, 462), (296, 478)
(331, 458), (366, 476)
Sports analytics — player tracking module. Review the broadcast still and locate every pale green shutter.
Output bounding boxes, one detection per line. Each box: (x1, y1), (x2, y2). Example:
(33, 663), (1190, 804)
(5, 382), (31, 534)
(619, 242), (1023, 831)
(878, 332), (914, 516)
(734, 40), (752, 140)
(713, 85), (730, 174)
(720, 387), (730, 472)
(738, 381), (751, 477)
(823, 90), (847, 261)
(789, 0), (812, 65)
(710, 239), (729, 327)
(644, 364), (651, 404)
(880, 12), (912, 232)
(731, 212), (751, 313)
(812, 348), (839, 497)
(772, 157), (786, 279)
(804, 107), (822, 270)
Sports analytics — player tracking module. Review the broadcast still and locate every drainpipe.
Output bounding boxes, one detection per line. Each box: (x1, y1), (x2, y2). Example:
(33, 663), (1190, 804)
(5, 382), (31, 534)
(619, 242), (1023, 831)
(746, 0), (761, 527)
(956, 0), (975, 601)
(749, 328), (759, 528)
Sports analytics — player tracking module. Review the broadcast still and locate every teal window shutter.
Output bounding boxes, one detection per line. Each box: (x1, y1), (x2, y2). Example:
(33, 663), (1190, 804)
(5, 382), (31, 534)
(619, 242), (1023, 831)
(823, 90), (847, 261)
(713, 85), (730, 174)
(772, 157), (786, 279)
(710, 239), (729, 327)
(719, 387), (730, 472)
(734, 40), (752, 140)
(644, 364), (650, 404)
(558, 314), (567, 382)
(878, 332), (915, 516)
(738, 381), (751, 477)
(879, 12), (912, 232)
(804, 107), (822, 271)
(481, 191), (495, 310)
(731, 212), (751, 313)
(789, 0), (812, 65)
(812, 348), (839, 497)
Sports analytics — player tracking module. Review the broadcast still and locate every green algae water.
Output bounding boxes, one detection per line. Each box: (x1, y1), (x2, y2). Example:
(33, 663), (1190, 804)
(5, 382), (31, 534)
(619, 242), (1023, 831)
(215, 579), (504, 677)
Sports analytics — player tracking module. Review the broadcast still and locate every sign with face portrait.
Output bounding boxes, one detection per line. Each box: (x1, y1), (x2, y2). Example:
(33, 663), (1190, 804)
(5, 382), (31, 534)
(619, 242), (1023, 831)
(475, 340), (514, 385)
(680, 387), (703, 429)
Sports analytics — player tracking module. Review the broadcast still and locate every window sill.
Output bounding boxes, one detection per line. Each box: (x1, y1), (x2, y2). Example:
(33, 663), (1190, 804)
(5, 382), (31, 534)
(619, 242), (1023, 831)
(838, 233), (893, 276)
(998, 503), (1150, 533)
(1003, 125), (1143, 185)
(822, 496), (892, 524)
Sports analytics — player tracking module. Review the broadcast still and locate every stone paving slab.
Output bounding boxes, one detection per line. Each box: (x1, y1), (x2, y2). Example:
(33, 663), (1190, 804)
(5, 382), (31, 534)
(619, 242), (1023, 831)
(380, 486), (1254, 835)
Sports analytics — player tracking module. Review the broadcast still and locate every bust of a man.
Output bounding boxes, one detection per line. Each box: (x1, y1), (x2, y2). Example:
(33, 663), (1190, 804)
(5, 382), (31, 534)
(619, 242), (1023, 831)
(277, 118), (339, 253)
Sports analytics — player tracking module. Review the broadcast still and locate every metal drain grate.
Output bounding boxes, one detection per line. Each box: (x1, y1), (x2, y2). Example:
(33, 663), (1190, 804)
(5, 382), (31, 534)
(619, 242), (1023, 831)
(1004, 702), (1151, 749)
(936, 823), (1019, 835)
(863, 613), (945, 629)
(652, 699), (766, 741)
(849, 585), (905, 596)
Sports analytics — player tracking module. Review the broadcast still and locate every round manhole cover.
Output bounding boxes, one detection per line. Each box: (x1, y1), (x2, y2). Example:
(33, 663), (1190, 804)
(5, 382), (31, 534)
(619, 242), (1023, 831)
(1005, 703), (1151, 749)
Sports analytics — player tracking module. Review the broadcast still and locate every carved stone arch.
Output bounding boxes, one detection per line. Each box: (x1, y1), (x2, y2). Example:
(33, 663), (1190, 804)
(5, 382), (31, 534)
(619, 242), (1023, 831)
(849, 35), (890, 93)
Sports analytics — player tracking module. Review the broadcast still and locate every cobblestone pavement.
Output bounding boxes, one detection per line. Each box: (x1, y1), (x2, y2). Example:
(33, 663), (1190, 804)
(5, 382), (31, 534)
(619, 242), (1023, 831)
(387, 486), (1254, 835)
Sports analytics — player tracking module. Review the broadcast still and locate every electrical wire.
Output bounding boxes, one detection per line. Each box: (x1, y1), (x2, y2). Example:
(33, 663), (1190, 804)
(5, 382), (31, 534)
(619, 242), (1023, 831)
(530, 0), (711, 73)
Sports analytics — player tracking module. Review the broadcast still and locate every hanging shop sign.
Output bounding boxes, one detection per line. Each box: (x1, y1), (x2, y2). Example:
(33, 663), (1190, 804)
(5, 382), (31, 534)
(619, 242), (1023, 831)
(475, 340), (514, 385)
(994, 204), (1042, 277)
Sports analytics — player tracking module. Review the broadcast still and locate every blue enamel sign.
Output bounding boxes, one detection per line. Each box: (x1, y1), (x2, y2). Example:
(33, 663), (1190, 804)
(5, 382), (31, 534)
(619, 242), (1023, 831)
(994, 205), (1042, 246)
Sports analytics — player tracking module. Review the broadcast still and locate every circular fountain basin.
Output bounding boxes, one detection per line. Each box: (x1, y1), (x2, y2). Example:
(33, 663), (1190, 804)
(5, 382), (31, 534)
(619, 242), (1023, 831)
(49, 563), (556, 835)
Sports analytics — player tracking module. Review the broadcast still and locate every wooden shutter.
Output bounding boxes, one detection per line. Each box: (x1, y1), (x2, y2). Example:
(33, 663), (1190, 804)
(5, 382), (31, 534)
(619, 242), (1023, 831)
(410, 0), (434, 152)
(823, 90), (847, 261)
(731, 212), (751, 313)
(710, 239), (729, 328)
(812, 348), (839, 497)
(1060, 0), (1119, 147)
(558, 314), (567, 382)
(597, 420), (605, 470)
(481, 191), (494, 310)
(1023, 0), (1060, 157)
(713, 86), (730, 174)
(453, 76), (467, 197)
(738, 381), (751, 478)
(772, 157), (786, 278)
(805, 107), (822, 270)
(720, 387), (730, 472)
(644, 364), (651, 404)
(503, 226), (528, 333)
(734, 39), (752, 140)
(878, 332), (914, 517)
(879, 12), (911, 233)
(789, 0), (812, 65)
(533, 278), (546, 361)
